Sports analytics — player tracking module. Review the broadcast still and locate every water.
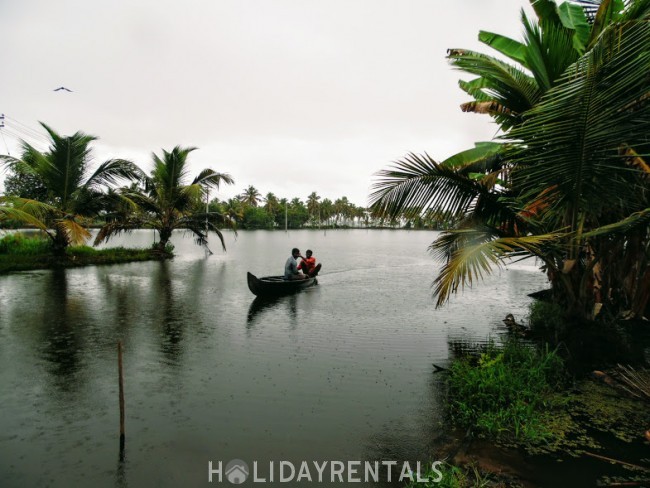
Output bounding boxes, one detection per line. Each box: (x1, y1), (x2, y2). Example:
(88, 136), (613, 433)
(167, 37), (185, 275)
(0, 229), (548, 487)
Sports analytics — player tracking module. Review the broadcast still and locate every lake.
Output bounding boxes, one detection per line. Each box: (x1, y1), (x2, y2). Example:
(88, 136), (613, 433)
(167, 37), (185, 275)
(0, 229), (548, 487)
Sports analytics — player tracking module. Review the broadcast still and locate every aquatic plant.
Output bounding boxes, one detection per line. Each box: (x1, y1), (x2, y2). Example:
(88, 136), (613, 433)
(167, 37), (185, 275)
(447, 340), (564, 442)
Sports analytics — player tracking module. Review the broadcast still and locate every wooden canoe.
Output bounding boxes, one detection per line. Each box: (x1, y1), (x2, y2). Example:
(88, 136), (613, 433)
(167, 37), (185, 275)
(247, 272), (316, 297)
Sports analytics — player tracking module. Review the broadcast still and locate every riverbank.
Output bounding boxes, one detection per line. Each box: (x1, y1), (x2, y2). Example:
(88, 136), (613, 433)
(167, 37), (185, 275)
(417, 331), (650, 487)
(0, 247), (171, 274)
(0, 233), (171, 273)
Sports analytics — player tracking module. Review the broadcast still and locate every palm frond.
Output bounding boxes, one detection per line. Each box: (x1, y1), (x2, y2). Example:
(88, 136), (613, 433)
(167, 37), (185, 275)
(508, 14), (650, 226)
(192, 169), (234, 189)
(447, 49), (539, 126)
(54, 218), (92, 246)
(583, 208), (650, 237)
(431, 231), (562, 307)
(478, 30), (528, 67)
(94, 217), (144, 245)
(85, 159), (144, 189)
(0, 197), (53, 229)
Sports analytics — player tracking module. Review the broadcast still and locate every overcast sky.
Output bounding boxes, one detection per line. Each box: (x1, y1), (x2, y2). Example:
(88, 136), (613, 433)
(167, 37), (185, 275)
(1, 0), (533, 206)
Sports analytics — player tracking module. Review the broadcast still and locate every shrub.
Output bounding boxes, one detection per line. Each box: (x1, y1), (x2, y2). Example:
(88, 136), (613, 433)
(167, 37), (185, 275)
(448, 339), (564, 442)
(0, 233), (52, 255)
(528, 300), (565, 336)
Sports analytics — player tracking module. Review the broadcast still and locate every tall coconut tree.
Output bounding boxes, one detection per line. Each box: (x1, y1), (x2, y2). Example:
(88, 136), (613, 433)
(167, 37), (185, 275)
(306, 192), (321, 224)
(95, 146), (234, 252)
(239, 185), (262, 207)
(0, 123), (143, 253)
(320, 198), (334, 226)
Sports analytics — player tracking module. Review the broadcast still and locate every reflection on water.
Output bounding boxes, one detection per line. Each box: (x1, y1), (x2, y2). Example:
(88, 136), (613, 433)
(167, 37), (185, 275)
(0, 230), (549, 487)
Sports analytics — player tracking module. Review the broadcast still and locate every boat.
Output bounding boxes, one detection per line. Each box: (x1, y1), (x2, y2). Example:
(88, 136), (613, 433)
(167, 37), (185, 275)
(247, 272), (316, 297)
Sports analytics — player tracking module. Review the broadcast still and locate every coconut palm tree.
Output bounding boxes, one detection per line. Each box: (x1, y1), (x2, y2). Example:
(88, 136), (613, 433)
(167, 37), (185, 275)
(370, 0), (649, 319)
(239, 185), (262, 207)
(306, 192), (320, 215)
(320, 198), (334, 226)
(95, 146), (234, 252)
(0, 123), (143, 253)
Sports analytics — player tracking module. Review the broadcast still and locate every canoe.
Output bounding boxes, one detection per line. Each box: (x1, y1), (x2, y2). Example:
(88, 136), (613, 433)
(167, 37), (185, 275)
(247, 272), (316, 297)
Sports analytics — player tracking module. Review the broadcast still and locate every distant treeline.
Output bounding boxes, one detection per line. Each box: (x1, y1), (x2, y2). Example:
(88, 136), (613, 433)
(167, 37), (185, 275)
(209, 186), (455, 230)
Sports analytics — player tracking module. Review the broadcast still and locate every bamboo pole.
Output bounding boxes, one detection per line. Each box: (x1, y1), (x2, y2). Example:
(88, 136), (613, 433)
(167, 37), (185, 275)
(118, 341), (125, 445)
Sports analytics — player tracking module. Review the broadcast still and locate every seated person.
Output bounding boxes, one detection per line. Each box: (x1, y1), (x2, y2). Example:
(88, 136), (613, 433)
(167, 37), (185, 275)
(284, 248), (308, 280)
(297, 249), (322, 277)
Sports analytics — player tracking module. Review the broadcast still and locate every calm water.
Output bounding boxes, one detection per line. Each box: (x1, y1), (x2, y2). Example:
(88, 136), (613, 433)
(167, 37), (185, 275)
(0, 230), (547, 487)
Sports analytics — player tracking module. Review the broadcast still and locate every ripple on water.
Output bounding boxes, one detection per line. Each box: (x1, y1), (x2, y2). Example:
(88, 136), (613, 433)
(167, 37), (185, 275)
(0, 230), (549, 487)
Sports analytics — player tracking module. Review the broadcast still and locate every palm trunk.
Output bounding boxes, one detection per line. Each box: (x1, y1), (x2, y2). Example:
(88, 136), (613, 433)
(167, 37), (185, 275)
(52, 228), (69, 256)
(155, 227), (172, 252)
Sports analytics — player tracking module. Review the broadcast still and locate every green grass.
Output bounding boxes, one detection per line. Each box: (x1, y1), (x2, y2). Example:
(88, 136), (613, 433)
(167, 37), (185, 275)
(0, 232), (52, 255)
(404, 462), (493, 488)
(448, 339), (565, 443)
(0, 233), (170, 273)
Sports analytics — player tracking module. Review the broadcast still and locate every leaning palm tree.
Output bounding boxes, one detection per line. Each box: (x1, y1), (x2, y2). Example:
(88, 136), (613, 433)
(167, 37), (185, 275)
(95, 146), (234, 252)
(0, 123), (143, 253)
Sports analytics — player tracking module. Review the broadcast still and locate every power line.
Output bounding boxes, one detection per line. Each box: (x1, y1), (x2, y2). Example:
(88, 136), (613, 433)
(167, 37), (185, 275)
(5, 116), (50, 145)
(0, 115), (49, 153)
(0, 116), (10, 156)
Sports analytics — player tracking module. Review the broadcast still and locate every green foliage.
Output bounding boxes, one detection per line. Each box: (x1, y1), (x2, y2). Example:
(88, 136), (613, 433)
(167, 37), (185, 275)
(95, 145), (234, 252)
(448, 340), (564, 442)
(370, 1), (650, 319)
(242, 206), (274, 229)
(0, 122), (143, 251)
(0, 235), (167, 274)
(528, 300), (565, 336)
(3, 164), (51, 202)
(404, 462), (491, 488)
(0, 233), (52, 255)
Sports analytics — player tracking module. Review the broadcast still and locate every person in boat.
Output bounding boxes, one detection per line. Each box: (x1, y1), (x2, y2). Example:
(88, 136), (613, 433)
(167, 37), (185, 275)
(297, 249), (322, 277)
(284, 248), (309, 280)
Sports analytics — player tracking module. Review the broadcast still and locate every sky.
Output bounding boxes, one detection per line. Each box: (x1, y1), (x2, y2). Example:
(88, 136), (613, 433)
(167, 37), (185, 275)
(0, 0), (533, 206)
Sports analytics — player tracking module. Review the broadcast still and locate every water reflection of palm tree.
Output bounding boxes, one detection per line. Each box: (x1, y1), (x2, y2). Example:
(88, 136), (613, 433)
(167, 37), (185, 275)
(154, 261), (183, 364)
(152, 260), (209, 365)
(41, 268), (85, 393)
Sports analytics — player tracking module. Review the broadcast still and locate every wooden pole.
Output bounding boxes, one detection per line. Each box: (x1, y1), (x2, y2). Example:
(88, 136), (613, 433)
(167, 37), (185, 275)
(118, 341), (125, 445)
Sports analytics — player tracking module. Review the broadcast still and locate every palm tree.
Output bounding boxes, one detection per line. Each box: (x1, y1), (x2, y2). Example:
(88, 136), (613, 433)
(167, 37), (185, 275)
(447, 0), (623, 130)
(320, 198), (334, 226)
(370, 0), (649, 319)
(0, 123), (142, 253)
(263, 192), (280, 223)
(502, 3), (650, 318)
(95, 146), (234, 252)
(222, 198), (244, 226)
(306, 192), (321, 221)
(239, 185), (261, 207)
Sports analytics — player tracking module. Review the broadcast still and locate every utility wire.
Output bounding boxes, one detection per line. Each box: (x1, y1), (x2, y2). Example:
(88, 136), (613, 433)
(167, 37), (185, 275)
(5, 116), (50, 144)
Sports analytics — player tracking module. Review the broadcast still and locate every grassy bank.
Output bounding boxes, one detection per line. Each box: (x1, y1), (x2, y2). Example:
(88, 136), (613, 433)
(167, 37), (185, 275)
(0, 233), (171, 273)
(413, 320), (650, 487)
(448, 340), (565, 443)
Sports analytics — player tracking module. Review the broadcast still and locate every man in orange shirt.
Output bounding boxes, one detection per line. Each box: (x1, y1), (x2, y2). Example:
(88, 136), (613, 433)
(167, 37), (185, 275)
(298, 249), (322, 277)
